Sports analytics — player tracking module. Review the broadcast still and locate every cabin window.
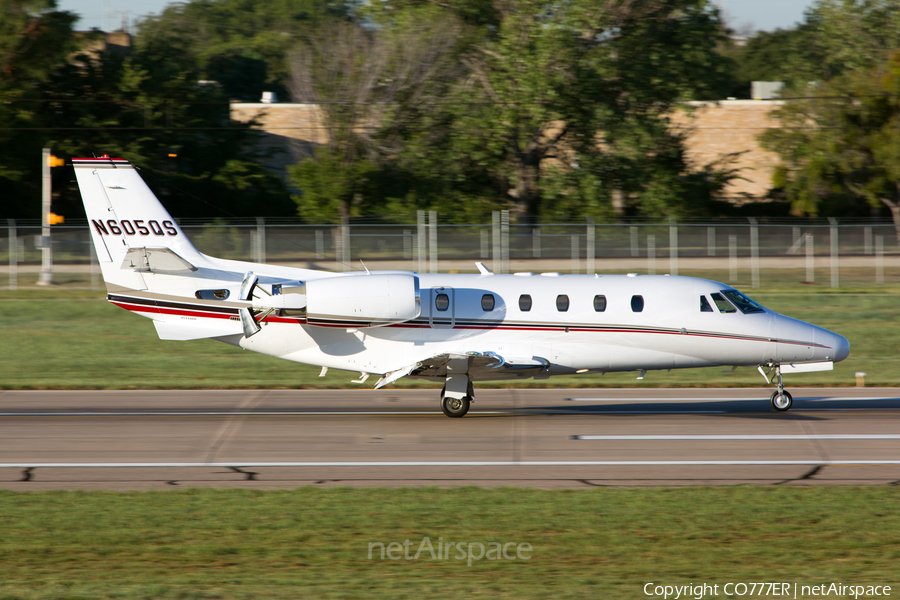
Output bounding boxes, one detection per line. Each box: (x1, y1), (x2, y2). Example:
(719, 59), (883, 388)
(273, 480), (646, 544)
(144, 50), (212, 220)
(710, 292), (736, 313)
(556, 295), (569, 312)
(482, 294), (495, 311)
(722, 290), (765, 314)
(700, 295), (713, 312)
(631, 295), (644, 312)
(195, 289), (230, 300)
(593, 295), (607, 312)
(435, 293), (450, 311)
(519, 294), (532, 312)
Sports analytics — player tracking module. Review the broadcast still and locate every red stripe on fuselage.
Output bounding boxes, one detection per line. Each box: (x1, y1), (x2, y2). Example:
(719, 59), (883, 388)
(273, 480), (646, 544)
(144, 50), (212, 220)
(109, 298), (825, 348)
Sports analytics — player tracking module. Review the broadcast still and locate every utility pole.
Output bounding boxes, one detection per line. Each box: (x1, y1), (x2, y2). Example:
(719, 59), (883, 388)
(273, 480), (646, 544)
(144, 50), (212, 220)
(39, 148), (52, 285)
(38, 148), (65, 286)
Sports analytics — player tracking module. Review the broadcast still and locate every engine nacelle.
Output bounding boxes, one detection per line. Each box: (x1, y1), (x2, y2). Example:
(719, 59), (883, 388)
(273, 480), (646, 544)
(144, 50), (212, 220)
(305, 273), (420, 328)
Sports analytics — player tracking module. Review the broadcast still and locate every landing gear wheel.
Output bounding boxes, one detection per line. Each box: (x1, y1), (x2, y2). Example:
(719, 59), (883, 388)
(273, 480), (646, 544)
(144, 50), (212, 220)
(771, 390), (793, 412)
(441, 394), (470, 418)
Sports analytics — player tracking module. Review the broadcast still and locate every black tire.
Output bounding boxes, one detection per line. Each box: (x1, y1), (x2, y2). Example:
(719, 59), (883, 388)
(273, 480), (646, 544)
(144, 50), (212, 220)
(441, 394), (470, 418)
(771, 390), (793, 412)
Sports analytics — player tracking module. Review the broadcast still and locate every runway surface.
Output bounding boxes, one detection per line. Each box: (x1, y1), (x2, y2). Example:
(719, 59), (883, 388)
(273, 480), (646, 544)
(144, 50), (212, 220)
(2, 387), (900, 489)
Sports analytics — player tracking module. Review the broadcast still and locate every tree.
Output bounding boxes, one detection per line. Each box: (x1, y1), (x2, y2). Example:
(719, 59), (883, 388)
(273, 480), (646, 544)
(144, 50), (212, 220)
(134, 0), (351, 102)
(287, 16), (464, 221)
(0, 8), (295, 220)
(0, 0), (79, 218)
(763, 51), (900, 243)
(369, 0), (738, 222)
(758, 0), (900, 235)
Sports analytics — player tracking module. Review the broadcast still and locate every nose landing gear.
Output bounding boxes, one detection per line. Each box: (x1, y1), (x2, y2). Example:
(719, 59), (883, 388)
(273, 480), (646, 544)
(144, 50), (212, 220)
(771, 389), (793, 412)
(759, 363), (793, 412)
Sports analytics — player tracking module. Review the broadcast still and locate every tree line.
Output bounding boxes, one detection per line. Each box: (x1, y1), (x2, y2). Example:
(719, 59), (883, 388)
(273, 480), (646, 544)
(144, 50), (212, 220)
(3, 0), (900, 225)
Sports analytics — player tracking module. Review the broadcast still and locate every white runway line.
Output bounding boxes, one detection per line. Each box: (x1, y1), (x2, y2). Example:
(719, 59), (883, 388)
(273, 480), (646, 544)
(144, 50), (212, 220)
(0, 410), (726, 416)
(573, 434), (900, 440)
(565, 397), (900, 402)
(2, 460), (900, 468)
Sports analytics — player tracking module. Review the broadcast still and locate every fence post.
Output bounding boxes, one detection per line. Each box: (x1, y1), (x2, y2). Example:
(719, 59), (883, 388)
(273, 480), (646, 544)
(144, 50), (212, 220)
(7, 219), (16, 290)
(492, 211), (500, 274)
(404, 229), (413, 260)
(315, 230), (325, 259)
(570, 235), (580, 274)
(480, 228), (489, 259)
(341, 217), (350, 272)
(748, 218), (759, 288)
(829, 218), (839, 288)
(417, 210), (426, 273)
(669, 220), (678, 276)
(864, 226), (873, 255)
(39, 148), (52, 285)
(501, 209), (509, 274)
(429, 210), (438, 273)
(707, 226), (716, 256)
(532, 227), (541, 259)
(254, 217), (266, 263)
(876, 235), (884, 284)
(647, 235), (656, 275)
(586, 217), (595, 275)
(805, 234), (815, 283)
(728, 235), (737, 282)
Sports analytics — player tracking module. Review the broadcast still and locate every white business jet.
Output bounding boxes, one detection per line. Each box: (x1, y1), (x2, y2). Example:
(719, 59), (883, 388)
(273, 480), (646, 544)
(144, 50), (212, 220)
(73, 156), (849, 417)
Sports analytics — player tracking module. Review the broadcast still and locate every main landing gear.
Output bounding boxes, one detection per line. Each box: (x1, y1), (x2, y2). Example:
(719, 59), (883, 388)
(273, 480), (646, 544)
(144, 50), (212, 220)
(440, 380), (475, 418)
(761, 363), (793, 412)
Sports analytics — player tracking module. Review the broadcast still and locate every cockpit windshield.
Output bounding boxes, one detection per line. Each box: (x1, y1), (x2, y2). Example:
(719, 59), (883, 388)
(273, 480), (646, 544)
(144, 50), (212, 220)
(722, 290), (766, 314)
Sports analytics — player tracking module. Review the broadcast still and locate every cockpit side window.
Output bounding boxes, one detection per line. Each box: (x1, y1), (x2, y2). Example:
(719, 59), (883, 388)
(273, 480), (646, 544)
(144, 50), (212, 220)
(709, 292), (736, 313)
(722, 290), (766, 314)
(700, 295), (713, 312)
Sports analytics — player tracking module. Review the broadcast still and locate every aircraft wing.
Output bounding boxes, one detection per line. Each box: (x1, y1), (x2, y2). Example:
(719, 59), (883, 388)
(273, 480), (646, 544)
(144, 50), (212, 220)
(374, 351), (551, 389)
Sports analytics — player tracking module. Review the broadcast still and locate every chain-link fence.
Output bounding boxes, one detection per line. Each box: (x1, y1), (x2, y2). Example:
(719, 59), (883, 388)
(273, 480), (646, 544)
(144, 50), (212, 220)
(4, 213), (899, 289)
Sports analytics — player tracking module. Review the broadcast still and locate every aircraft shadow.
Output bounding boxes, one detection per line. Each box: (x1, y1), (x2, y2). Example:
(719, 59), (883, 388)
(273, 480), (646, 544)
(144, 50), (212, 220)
(519, 396), (900, 419)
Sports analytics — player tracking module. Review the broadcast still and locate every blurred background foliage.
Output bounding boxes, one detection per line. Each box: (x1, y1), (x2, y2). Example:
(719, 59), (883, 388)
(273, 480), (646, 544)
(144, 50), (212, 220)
(3, 0), (900, 224)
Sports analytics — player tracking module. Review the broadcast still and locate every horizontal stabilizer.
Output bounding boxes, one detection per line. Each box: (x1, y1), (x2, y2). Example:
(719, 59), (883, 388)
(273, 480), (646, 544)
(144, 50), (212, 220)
(153, 320), (241, 341)
(123, 247), (197, 274)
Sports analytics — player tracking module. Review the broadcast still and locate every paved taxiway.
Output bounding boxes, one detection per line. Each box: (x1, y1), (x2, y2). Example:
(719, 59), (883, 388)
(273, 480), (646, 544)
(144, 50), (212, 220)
(1, 388), (899, 489)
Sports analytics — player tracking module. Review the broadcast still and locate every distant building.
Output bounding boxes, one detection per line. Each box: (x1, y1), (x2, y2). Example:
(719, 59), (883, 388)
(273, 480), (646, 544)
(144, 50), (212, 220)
(232, 96), (785, 204)
(670, 99), (783, 203)
(75, 30), (132, 61)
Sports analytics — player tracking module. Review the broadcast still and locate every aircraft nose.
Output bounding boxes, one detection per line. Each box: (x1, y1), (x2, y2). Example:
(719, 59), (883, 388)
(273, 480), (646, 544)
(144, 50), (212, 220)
(833, 333), (850, 362)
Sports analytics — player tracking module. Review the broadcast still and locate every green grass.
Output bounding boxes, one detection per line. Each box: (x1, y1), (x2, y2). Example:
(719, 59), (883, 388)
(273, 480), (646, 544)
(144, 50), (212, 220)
(0, 487), (897, 599)
(0, 278), (898, 388)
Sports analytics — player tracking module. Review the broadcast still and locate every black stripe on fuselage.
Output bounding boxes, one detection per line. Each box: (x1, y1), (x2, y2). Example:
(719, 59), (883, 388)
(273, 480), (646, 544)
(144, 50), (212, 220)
(107, 294), (826, 348)
(108, 294), (239, 315)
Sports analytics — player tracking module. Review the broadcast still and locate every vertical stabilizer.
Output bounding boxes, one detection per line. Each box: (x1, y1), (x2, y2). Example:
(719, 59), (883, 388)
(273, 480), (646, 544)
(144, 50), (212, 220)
(73, 156), (203, 290)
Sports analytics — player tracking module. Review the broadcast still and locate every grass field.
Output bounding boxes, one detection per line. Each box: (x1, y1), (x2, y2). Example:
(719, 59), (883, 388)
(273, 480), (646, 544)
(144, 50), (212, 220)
(1, 280), (899, 599)
(0, 487), (898, 599)
(0, 282), (897, 389)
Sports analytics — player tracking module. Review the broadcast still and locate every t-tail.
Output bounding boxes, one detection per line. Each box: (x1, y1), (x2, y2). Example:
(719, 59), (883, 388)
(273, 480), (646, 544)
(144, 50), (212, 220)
(73, 156), (320, 342)
(73, 156), (206, 292)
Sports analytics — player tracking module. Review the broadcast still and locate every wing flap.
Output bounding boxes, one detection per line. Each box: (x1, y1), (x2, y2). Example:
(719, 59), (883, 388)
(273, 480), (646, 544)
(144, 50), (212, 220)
(374, 351), (552, 387)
